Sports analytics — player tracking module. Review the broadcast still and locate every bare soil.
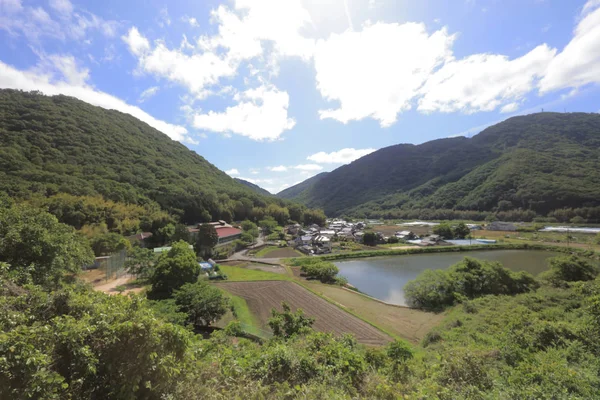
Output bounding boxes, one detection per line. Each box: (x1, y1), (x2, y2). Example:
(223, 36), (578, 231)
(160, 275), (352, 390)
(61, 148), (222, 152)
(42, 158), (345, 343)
(215, 281), (391, 346)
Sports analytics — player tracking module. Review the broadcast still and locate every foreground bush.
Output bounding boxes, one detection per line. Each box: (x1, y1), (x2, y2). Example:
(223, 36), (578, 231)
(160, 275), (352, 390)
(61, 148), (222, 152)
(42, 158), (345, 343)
(540, 255), (598, 286)
(404, 257), (539, 310)
(0, 282), (192, 400)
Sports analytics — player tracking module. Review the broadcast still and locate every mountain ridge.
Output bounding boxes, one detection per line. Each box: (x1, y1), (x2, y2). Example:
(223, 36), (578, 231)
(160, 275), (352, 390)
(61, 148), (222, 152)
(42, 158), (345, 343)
(278, 112), (600, 219)
(0, 89), (314, 224)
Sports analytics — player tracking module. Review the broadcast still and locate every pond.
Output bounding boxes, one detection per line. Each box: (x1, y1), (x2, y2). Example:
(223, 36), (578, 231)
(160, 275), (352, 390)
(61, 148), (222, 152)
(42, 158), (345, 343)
(334, 250), (559, 306)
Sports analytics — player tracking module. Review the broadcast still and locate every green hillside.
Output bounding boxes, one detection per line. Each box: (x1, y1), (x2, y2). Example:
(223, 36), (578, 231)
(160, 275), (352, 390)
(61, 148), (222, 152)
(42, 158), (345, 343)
(0, 90), (319, 226)
(278, 172), (329, 200)
(279, 113), (600, 221)
(235, 178), (272, 196)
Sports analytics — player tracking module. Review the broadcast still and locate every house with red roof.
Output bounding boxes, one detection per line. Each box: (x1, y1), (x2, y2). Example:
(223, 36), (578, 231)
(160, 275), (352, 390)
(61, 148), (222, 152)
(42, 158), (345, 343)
(187, 221), (242, 245)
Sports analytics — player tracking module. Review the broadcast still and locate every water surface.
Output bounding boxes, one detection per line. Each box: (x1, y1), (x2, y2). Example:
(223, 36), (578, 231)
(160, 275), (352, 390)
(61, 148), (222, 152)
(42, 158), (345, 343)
(334, 250), (558, 306)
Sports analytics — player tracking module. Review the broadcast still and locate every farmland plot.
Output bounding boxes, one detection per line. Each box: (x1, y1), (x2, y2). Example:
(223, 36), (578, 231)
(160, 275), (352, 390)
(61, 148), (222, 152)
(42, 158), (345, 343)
(215, 281), (391, 346)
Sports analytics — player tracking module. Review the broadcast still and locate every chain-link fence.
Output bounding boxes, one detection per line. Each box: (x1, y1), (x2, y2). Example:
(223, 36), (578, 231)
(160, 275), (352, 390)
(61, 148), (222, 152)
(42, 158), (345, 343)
(93, 250), (128, 281)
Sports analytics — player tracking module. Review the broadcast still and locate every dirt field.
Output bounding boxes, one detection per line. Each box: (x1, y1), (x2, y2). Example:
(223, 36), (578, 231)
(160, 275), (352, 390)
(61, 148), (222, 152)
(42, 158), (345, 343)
(215, 281), (391, 346)
(258, 247), (303, 258)
(303, 281), (445, 343)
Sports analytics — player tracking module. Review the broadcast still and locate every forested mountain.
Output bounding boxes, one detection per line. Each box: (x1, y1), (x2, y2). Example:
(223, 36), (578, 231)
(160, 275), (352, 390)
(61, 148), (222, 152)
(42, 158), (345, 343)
(0, 90), (323, 228)
(279, 113), (600, 220)
(278, 172), (329, 201)
(235, 178), (271, 196)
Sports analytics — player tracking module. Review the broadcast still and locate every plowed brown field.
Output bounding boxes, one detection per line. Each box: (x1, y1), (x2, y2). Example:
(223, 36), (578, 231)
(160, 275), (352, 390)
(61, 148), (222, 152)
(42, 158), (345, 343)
(215, 281), (391, 346)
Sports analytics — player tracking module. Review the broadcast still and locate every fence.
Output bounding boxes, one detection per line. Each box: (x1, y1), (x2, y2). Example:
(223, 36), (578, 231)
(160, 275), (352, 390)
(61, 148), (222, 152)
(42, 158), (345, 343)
(93, 250), (128, 281)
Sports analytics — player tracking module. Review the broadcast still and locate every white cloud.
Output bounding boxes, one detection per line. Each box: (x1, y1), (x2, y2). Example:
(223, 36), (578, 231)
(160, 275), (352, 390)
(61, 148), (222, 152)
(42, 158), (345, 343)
(192, 85), (295, 140)
(0, 57), (191, 143)
(49, 0), (73, 16)
(250, 168), (260, 174)
(207, 0), (315, 63)
(418, 44), (556, 113)
(182, 16), (199, 27)
(158, 7), (171, 28)
(138, 86), (159, 103)
(294, 164), (323, 171)
(123, 27), (236, 98)
(539, 5), (600, 93)
(500, 102), (519, 113)
(269, 165), (288, 172)
(122, 27), (150, 56)
(0, 1), (116, 42)
(582, 0), (600, 16)
(225, 168), (240, 176)
(314, 22), (455, 126)
(307, 148), (376, 164)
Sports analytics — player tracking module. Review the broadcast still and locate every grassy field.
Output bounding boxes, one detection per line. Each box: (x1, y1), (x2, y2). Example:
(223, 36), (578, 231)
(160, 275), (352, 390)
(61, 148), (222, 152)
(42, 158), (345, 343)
(252, 246), (304, 258)
(301, 280), (445, 343)
(218, 264), (292, 281)
(215, 290), (268, 338)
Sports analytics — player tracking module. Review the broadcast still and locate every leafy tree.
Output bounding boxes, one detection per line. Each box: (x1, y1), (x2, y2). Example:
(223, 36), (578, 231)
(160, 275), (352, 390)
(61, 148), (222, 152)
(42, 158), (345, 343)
(363, 232), (377, 246)
(570, 216), (586, 224)
(388, 236), (400, 244)
(300, 261), (339, 283)
(125, 246), (155, 278)
(259, 217), (279, 235)
(174, 281), (229, 328)
(0, 204), (94, 287)
(453, 223), (470, 239)
(240, 220), (259, 238)
(171, 223), (192, 243)
(540, 255), (598, 286)
(148, 241), (200, 300)
(195, 223), (219, 259)
(433, 223), (454, 239)
(268, 302), (315, 338)
(90, 232), (131, 256)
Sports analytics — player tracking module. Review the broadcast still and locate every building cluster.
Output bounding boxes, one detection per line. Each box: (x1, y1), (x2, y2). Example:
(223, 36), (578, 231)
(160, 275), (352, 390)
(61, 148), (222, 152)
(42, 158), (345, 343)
(287, 219), (367, 255)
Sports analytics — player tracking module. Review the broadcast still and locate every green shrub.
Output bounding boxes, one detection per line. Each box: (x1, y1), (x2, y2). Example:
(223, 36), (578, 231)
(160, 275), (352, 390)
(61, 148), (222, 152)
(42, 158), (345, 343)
(405, 257), (539, 310)
(540, 255), (598, 286)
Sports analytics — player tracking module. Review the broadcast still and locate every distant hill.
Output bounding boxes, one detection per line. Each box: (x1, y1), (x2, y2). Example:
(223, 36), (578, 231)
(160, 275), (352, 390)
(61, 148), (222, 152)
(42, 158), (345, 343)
(279, 113), (600, 220)
(0, 90), (310, 224)
(277, 172), (329, 200)
(235, 178), (271, 196)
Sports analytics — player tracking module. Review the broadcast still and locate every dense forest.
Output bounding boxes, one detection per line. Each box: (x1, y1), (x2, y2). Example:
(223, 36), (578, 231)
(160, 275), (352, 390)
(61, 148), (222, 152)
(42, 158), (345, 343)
(235, 178), (272, 196)
(0, 90), (325, 234)
(279, 113), (600, 221)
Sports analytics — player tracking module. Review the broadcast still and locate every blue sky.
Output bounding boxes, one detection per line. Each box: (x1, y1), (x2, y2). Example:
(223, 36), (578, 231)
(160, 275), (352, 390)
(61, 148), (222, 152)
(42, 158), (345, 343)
(1, 0), (600, 193)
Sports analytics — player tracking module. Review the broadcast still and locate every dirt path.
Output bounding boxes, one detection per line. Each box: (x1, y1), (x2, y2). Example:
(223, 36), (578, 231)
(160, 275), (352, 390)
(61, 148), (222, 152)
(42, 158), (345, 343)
(93, 276), (134, 294)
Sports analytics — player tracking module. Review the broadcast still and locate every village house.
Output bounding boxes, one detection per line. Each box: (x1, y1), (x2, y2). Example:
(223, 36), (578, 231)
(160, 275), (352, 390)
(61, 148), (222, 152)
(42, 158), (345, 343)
(295, 235), (314, 247)
(312, 235), (332, 253)
(187, 221), (242, 245)
(395, 230), (418, 240)
(126, 231), (153, 248)
(285, 223), (302, 236)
